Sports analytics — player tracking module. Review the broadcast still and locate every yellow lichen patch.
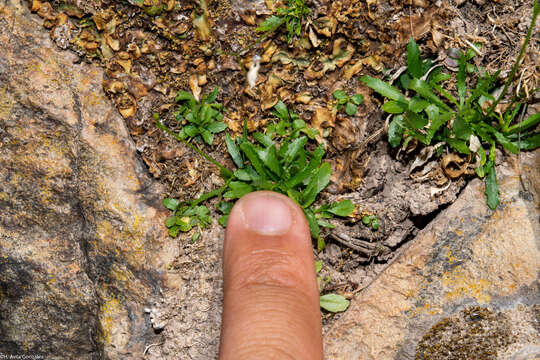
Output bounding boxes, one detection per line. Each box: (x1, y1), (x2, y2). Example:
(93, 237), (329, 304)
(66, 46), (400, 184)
(0, 86), (15, 118)
(109, 263), (150, 300)
(98, 295), (123, 345)
(442, 267), (492, 304)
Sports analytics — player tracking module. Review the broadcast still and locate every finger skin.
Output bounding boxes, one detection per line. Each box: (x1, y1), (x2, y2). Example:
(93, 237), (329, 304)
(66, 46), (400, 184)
(219, 191), (323, 360)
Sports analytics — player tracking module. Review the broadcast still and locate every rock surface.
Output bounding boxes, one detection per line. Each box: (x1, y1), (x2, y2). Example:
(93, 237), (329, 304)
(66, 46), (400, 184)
(0, 0), (177, 357)
(324, 151), (540, 359)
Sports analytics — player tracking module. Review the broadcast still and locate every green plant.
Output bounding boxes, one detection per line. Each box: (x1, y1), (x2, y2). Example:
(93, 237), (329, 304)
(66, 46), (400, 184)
(332, 90), (364, 116)
(256, 0), (310, 43)
(163, 199), (211, 241)
(174, 87), (227, 145)
(156, 100), (355, 249)
(361, 214), (379, 230)
(360, 2), (539, 210)
(315, 260), (350, 313)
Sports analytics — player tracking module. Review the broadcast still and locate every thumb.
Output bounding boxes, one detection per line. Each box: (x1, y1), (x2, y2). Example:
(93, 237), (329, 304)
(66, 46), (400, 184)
(219, 191), (323, 360)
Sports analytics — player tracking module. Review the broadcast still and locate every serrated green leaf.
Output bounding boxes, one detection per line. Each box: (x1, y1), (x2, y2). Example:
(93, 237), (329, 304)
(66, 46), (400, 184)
(317, 236), (326, 252)
(256, 15), (285, 33)
(240, 142), (267, 179)
(400, 73), (411, 90)
(406, 38), (423, 78)
(207, 121), (228, 133)
(163, 198), (179, 211)
(453, 115), (473, 140)
(253, 132), (274, 147)
(320, 293), (350, 312)
(430, 72), (452, 84)
(328, 200), (354, 216)
(360, 75), (406, 102)
(492, 130), (519, 154)
(224, 181), (254, 199)
(345, 102), (357, 116)
(505, 112), (540, 134)
(184, 125), (199, 137)
(257, 145), (282, 176)
(388, 116), (404, 148)
(333, 90), (348, 101)
(317, 219), (336, 228)
(351, 94), (364, 105)
(165, 216), (177, 228)
(447, 138), (470, 154)
(409, 78), (451, 111)
(233, 168), (252, 181)
(226, 134), (244, 168)
(285, 144), (324, 189)
(200, 129), (214, 145)
(315, 260), (322, 273)
(283, 136), (308, 165)
(273, 100), (290, 122)
(205, 87), (219, 103)
(217, 201), (234, 215)
(218, 215), (229, 227)
(409, 97), (429, 113)
(168, 226), (179, 237)
(405, 111), (428, 129)
(303, 162), (332, 207)
(304, 208), (320, 239)
(176, 90), (195, 101)
(382, 100), (407, 114)
(513, 132), (540, 150)
(485, 163), (499, 210)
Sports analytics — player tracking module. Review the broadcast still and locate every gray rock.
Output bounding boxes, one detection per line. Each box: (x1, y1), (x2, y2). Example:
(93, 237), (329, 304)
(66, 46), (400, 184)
(324, 151), (540, 359)
(0, 0), (176, 357)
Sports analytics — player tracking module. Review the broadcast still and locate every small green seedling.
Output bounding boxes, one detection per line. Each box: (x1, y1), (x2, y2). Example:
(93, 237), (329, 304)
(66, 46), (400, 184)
(174, 87), (227, 145)
(163, 198), (211, 241)
(360, 1), (539, 211)
(256, 0), (310, 43)
(332, 90), (364, 116)
(315, 260), (350, 313)
(320, 293), (350, 313)
(362, 214), (379, 230)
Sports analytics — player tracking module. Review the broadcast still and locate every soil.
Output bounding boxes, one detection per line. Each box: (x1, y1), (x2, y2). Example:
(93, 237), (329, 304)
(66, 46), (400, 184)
(28, 0), (539, 356)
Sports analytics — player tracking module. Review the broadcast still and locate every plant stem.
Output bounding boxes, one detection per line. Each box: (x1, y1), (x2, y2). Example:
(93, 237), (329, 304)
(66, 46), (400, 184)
(486, 0), (539, 119)
(155, 119), (234, 178)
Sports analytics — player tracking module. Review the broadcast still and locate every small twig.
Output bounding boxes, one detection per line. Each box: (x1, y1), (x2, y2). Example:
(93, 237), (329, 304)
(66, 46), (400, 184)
(144, 342), (165, 356)
(463, 39), (482, 56)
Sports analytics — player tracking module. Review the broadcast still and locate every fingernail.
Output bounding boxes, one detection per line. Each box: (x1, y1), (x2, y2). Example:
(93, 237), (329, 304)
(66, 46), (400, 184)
(240, 192), (293, 236)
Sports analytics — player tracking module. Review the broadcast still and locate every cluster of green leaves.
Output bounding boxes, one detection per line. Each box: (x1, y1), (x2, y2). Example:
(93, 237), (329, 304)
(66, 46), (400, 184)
(361, 214), (379, 230)
(174, 87), (227, 145)
(218, 101), (354, 250)
(332, 90), (364, 116)
(256, 0), (310, 43)
(360, 34), (539, 210)
(315, 260), (350, 313)
(158, 101), (354, 248)
(163, 198), (211, 242)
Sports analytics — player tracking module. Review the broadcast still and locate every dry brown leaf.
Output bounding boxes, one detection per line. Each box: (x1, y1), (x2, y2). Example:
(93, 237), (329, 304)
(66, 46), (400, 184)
(441, 153), (466, 179)
(117, 93), (137, 118)
(189, 74), (201, 101)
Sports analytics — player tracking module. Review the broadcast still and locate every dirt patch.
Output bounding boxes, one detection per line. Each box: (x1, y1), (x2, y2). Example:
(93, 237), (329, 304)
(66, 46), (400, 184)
(27, 0), (539, 356)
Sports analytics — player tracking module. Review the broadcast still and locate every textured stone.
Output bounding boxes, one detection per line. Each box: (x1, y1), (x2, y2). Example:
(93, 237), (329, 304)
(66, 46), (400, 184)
(0, 0), (176, 357)
(324, 151), (540, 359)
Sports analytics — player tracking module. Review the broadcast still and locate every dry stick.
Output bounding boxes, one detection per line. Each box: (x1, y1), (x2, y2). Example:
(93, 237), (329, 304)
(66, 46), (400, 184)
(485, 0), (539, 118)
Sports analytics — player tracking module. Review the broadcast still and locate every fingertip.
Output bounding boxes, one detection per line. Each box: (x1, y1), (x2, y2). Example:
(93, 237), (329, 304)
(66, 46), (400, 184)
(220, 191), (322, 360)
